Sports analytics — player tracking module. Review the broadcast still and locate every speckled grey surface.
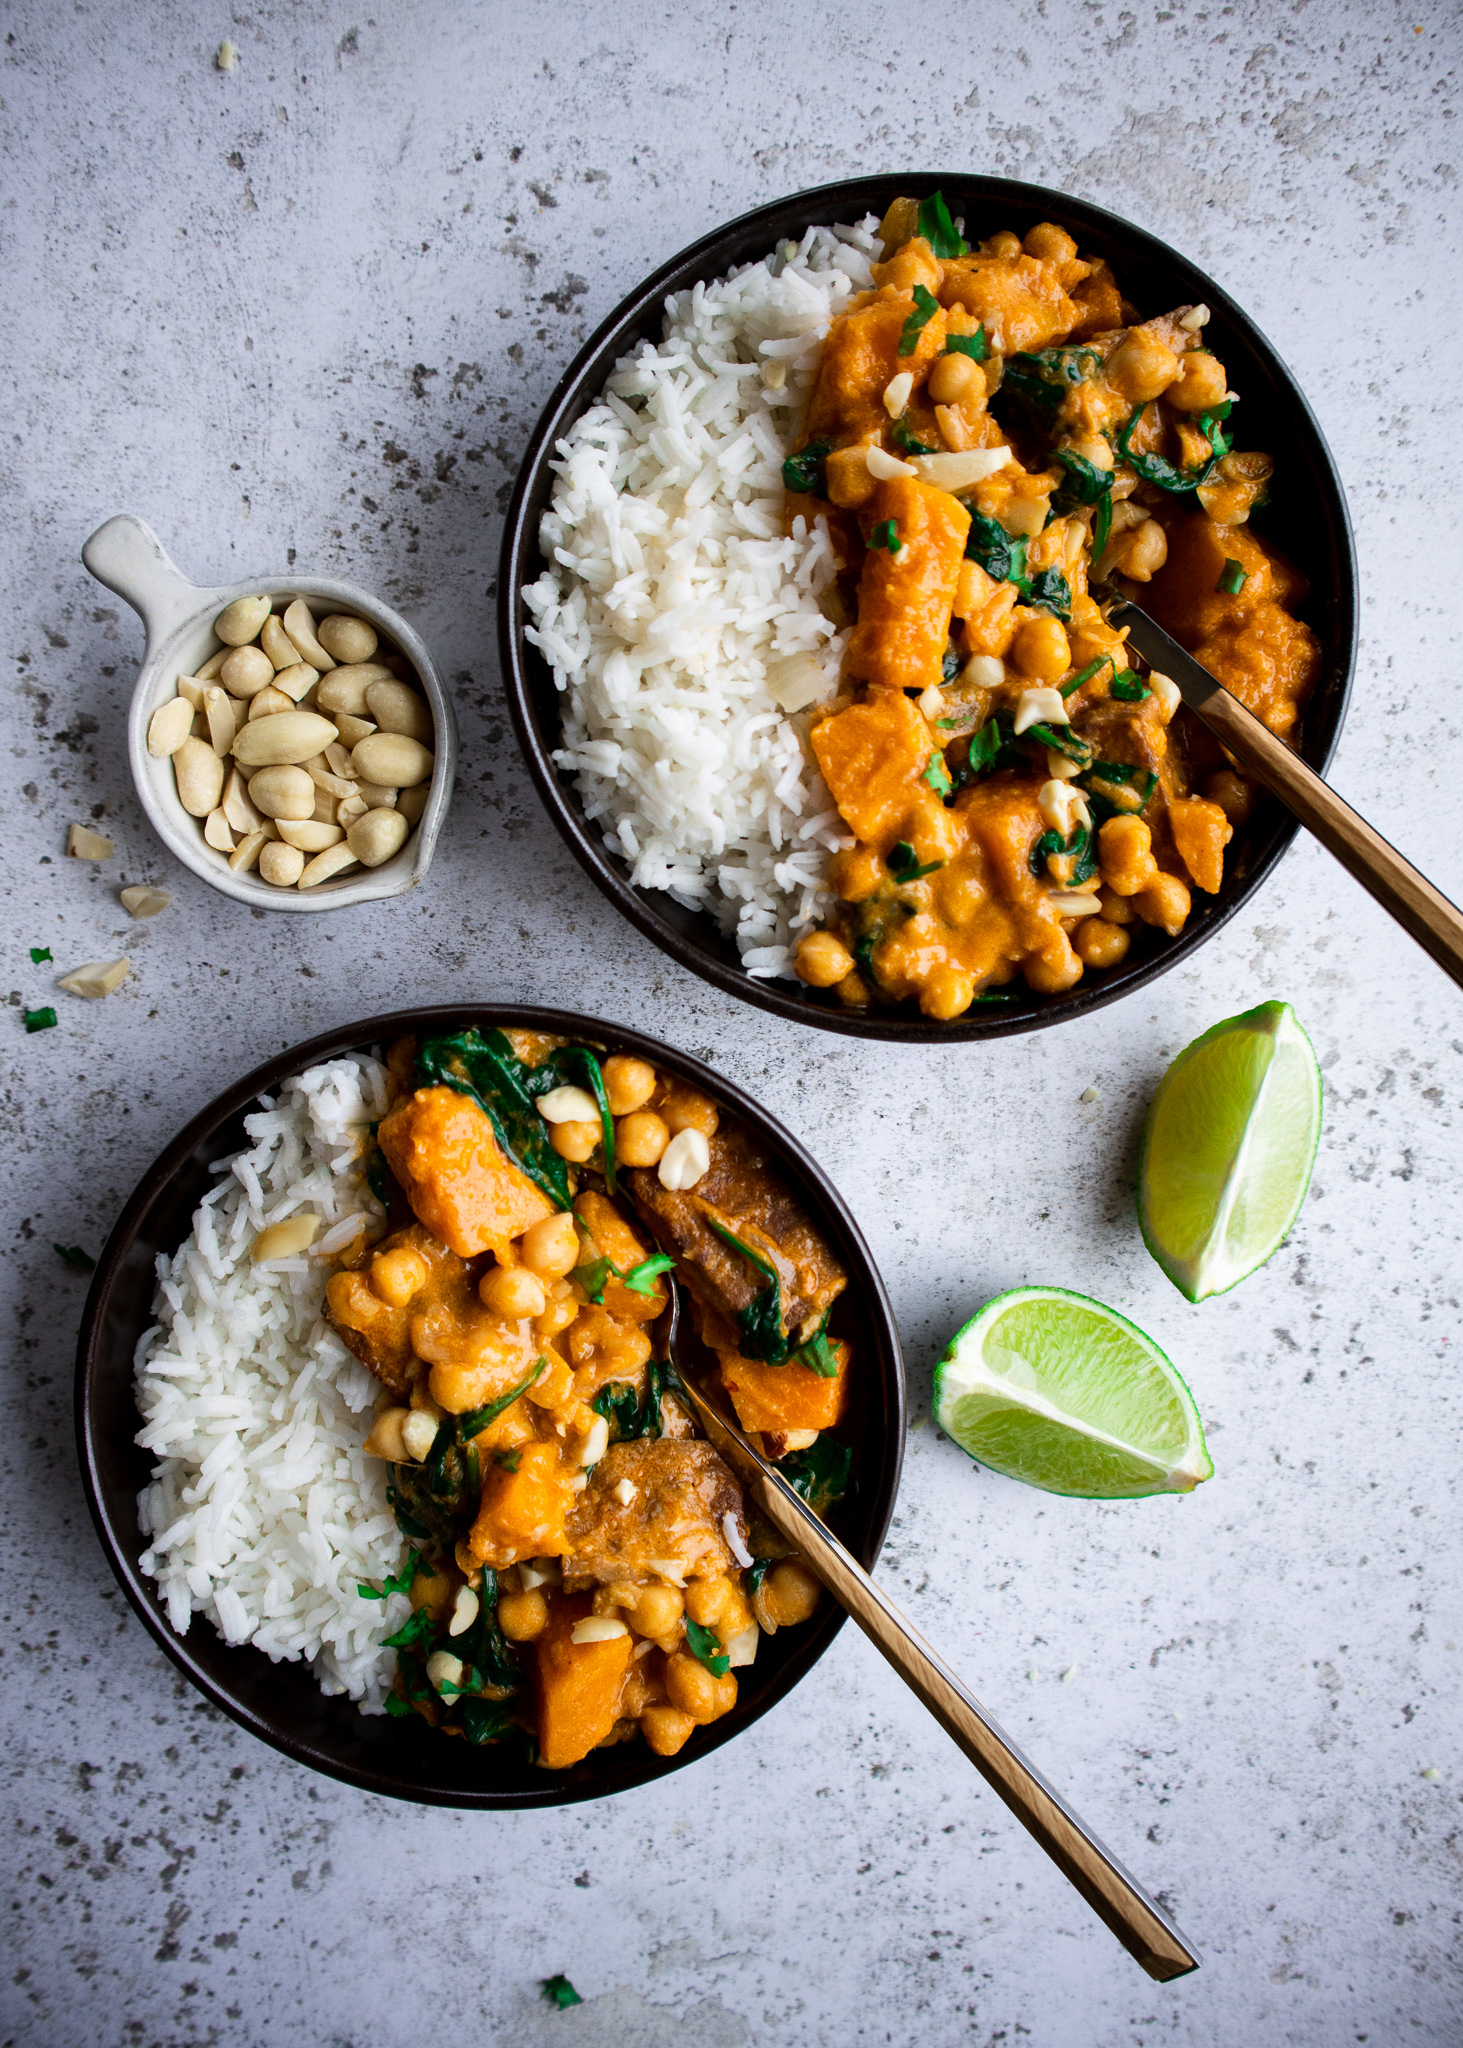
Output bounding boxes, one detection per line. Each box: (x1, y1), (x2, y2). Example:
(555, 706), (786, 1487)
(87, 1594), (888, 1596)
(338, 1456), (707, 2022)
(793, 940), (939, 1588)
(4, 2), (1461, 2042)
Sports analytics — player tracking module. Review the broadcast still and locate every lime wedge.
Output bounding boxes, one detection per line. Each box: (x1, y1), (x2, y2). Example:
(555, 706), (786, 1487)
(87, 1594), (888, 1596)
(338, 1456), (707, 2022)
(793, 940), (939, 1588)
(933, 1287), (1212, 1499)
(1138, 999), (1321, 1303)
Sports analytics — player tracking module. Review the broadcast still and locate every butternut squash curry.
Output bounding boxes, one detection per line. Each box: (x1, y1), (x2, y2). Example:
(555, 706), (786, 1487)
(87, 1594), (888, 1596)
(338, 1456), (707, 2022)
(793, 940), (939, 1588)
(787, 191), (1321, 1019)
(330, 1027), (850, 1769)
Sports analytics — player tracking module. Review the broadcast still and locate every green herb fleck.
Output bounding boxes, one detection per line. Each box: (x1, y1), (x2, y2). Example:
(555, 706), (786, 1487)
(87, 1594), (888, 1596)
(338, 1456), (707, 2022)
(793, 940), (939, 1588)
(53, 1242), (95, 1272)
(780, 1436), (853, 1514)
(999, 347), (1103, 419)
(1115, 403), (1226, 496)
(29, 947), (52, 964)
(1109, 669), (1150, 702)
(870, 518), (902, 554)
(917, 191), (968, 260)
(747, 1558), (773, 1596)
(891, 415), (937, 456)
(570, 1254), (619, 1303)
(622, 1253), (675, 1295)
(964, 513), (1029, 594)
(897, 283), (939, 358)
(457, 1358), (547, 1442)
(384, 1691), (417, 1719)
(1026, 567), (1072, 621)
(381, 1606), (435, 1652)
(887, 840), (943, 883)
(685, 1617), (731, 1677)
(1026, 723), (1091, 765)
(782, 439), (832, 495)
(1079, 759), (1159, 813)
(1060, 654), (1113, 699)
(24, 1007), (57, 1034)
(791, 1314), (841, 1379)
(704, 1218), (788, 1364)
(385, 1483), (433, 1544)
(944, 328), (988, 363)
(495, 1449), (521, 1473)
(1217, 559), (1247, 596)
(1030, 824), (1096, 887)
(358, 1551), (423, 1601)
(541, 1976), (584, 2012)
(922, 750), (952, 799)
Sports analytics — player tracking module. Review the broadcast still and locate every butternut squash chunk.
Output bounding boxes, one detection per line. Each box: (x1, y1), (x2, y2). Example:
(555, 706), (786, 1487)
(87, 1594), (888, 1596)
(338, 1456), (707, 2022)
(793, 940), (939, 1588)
(843, 477), (971, 693)
(811, 691), (937, 851)
(377, 1085), (556, 1258)
(573, 1189), (666, 1324)
(719, 1338), (850, 1435)
(1168, 797), (1233, 895)
(468, 1439), (571, 1566)
(535, 1593), (634, 1770)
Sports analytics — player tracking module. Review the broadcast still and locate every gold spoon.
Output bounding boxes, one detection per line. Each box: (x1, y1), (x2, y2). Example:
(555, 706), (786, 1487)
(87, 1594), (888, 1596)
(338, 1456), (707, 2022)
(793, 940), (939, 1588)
(659, 1285), (1201, 1983)
(1107, 593), (1463, 991)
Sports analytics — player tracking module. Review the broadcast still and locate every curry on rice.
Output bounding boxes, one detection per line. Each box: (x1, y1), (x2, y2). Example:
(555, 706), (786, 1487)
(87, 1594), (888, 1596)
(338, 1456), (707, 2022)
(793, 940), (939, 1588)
(328, 1026), (850, 1769)
(786, 192), (1320, 1019)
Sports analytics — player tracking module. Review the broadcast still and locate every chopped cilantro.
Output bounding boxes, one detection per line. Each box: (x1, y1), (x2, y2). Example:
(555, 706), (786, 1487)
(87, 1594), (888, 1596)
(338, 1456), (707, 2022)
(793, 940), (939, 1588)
(541, 1976), (584, 2011)
(1109, 669), (1150, 702)
(381, 1606), (435, 1652)
(24, 1007), (57, 1034)
(921, 750), (952, 798)
(944, 328), (988, 363)
(622, 1253), (675, 1295)
(1217, 559), (1247, 596)
(1030, 823), (1096, 886)
(1027, 723), (1091, 765)
(53, 1242), (95, 1272)
(782, 439), (832, 495)
(917, 191), (968, 259)
(792, 1315), (841, 1379)
(887, 841), (943, 883)
(685, 1617), (731, 1677)
(570, 1254), (619, 1303)
(1115, 403), (1227, 495)
(897, 283), (940, 358)
(358, 1551), (423, 1601)
(870, 518), (902, 554)
(495, 1449), (521, 1473)
(29, 947), (52, 964)
(891, 415), (937, 455)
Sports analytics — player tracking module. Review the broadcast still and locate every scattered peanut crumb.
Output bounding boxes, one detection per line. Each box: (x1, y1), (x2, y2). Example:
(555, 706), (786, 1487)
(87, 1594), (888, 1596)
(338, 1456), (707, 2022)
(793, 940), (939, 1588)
(1422, 1766), (1441, 1781)
(67, 823), (114, 861)
(216, 39), (237, 69)
(1027, 1667), (1039, 1682)
(56, 958), (130, 999)
(120, 885), (171, 919)
(1080, 1086), (1099, 1104)
(1061, 1665), (1076, 1682)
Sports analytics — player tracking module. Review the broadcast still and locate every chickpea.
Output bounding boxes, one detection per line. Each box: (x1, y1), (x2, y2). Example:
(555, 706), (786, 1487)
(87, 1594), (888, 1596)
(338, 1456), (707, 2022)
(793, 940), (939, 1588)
(1105, 330), (1181, 403)
(1096, 885), (1135, 926)
(985, 229), (1022, 258)
(410, 1556), (454, 1623)
(836, 970), (871, 1008)
(533, 1294), (579, 1343)
(920, 962), (975, 1021)
(1098, 815), (1157, 896)
(795, 929), (855, 989)
(1011, 612), (1071, 682)
(477, 1264), (547, 1319)
(601, 1054), (657, 1116)
(615, 1110), (670, 1168)
(684, 1575), (749, 1636)
(361, 1405), (411, 1460)
(1024, 931), (1083, 994)
(928, 351), (982, 405)
(665, 1650), (738, 1726)
(1023, 221), (1078, 266)
(1073, 917), (1132, 970)
(1168, 350), (1229, 413)
(829, 845), (884, 902)
(629, 1583), (684, 1640)
(1132, 870), (1192, 937)
(1205, 768), (1255, 827)
(428, 1357), (503, 1415)
(640, 1703), (696, 1757)
(369, 1244), (430, 1309)
(549, 1117), (600, 1164)
(1109, 517), (1168, 583)
(497, 1587), (549, 1641)
(519, 1211), (580, 1281)
(657, 1081), (719, 1139)
(761, 1559), (822, 1629)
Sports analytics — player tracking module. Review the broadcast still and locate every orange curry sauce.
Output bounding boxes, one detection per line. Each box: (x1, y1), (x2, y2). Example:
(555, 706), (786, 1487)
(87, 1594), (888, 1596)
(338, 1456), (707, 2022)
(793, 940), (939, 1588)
(786, 195), (1320, 1018)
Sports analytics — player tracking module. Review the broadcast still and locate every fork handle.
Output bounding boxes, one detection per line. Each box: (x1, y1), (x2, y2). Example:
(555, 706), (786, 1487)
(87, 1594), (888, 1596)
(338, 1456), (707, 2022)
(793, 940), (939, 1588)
(751, 1474), (1200, 1982)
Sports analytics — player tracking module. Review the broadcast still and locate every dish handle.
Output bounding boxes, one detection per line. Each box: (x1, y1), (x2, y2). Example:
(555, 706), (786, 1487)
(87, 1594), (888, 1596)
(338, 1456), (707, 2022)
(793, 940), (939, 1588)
(82, 514), (206, 650)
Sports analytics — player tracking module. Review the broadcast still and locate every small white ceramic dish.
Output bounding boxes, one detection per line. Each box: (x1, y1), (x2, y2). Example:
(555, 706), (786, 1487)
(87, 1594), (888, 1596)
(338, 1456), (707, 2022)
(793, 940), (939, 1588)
(82, 513), (457, 912)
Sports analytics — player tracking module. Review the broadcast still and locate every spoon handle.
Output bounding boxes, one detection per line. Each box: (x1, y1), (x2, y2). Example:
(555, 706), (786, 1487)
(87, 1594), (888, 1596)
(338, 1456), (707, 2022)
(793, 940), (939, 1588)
(746, 1465), (1200, 1982)
(1114, 602), (1463, 992)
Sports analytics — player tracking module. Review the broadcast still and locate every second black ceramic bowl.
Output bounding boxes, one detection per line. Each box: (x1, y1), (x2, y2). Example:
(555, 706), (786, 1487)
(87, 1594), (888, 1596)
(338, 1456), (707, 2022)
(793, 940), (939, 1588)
(74, 1006), (904, 1808)
(500, 175), (1357, 1042)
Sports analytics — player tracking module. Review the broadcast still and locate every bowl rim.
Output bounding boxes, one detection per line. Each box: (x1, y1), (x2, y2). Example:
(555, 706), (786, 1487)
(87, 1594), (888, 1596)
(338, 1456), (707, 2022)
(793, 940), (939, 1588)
(498, 173), (1359, 1041)
(84, 515), (458, 913)
(73, 1004), (906, 1808)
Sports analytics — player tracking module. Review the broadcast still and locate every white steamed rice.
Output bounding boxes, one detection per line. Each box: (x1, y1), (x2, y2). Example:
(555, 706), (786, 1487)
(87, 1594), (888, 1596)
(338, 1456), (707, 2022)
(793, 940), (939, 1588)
(524, 216), (883, 978)
(135, 1055), (409, 1711)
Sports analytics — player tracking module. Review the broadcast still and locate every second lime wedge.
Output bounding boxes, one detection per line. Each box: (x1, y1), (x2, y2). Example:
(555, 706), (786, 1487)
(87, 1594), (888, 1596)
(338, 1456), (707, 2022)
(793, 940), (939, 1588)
(1138, 999), (1321, 1302)
(934, 1287), (1212, 1499)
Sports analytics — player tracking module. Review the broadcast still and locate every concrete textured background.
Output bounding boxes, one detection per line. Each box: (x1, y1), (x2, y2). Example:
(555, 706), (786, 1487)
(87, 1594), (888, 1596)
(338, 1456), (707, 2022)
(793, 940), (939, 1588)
(3, 1), (1460, 2041)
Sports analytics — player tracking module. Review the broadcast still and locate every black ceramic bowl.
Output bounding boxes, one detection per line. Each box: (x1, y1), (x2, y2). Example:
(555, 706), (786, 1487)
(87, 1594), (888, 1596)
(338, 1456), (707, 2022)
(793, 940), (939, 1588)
(500, 175), (1357, 1042)
(74, 1006), (904, 1808)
